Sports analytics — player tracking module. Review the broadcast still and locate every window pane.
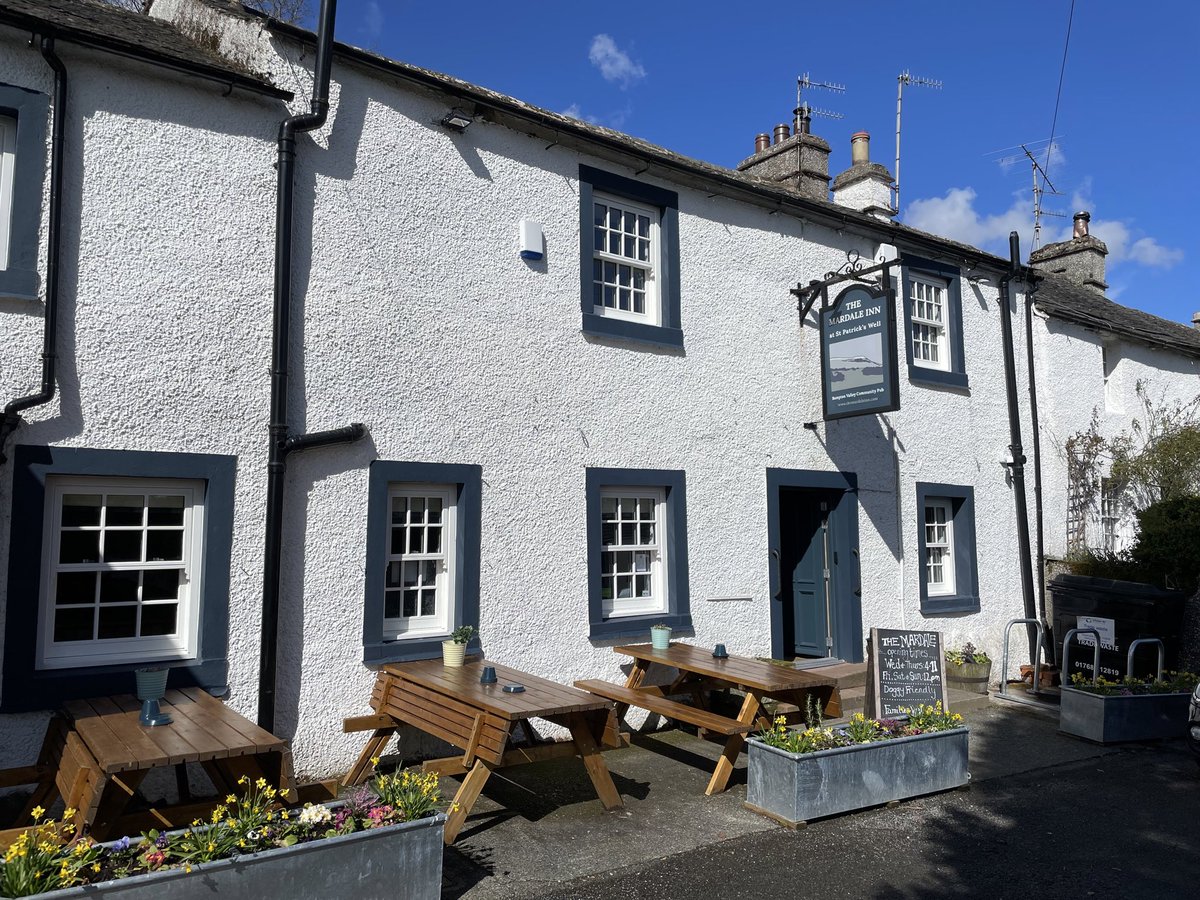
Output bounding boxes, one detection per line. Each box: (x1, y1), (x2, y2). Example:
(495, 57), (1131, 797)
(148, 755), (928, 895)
(616, 574), (632, 598)
(140, 603), (178, 636)
(97, 605), (137, 640)
(608, 232), (620, 254)
(621, 523), (636, 544)
(146, 530), (183, 562)
(59, 531), (100, 565)
(427, 526), (441, 554)
(428, 497), (443, 523)
(636, 574), (651, 597)
(104, 531), (143, 563)
(409, 497), (425, 521)
(602, 522), (617, 545)
(422, 560), (437, 585)
(147, 495), (185, 526)
(594, 203), (606, 226)
(403, 589), (418, 618)
(384, 591), (402, 620)
(619, 288), (630, 310)
(402, 561), (419, 588)
(143, 569), (182, 602)
(389, 528), (404, 555)
(99, 570), (139, 604)
(385, 561), (402, 589)
(61, 494), (102, 527)
(391, 497), (407, 524)
(640, 522), (655, 544)
(638, 238), (649, 262)
(601, 498), (617, 519)
(619, 498), (635, 520)
(105, 495), (144, 527)
(55, 572), (96, 605)
(407, 527), (424, 553)
(608, 207), (621, 228)
(604, 261), (617, 282)
(54, 608), (94, 643)
(420, 589), (436, 617)
(624, 235), (635, 257)
(638, 215), (649, 237)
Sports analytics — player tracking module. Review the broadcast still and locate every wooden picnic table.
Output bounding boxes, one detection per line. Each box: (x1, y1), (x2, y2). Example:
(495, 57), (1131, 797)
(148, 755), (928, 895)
(576, 643), (840, 795)
(0, 687), (296, 844)
(342, 658), (625, 844)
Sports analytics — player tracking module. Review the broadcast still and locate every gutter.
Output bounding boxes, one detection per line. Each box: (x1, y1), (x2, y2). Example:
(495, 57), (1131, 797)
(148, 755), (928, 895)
(998, 232), (1040, 665)
(0, 36), (66, 466)
(245, 10), (1011, 277)
(257, 0), (367, 733)
(0, 11), (291, 100)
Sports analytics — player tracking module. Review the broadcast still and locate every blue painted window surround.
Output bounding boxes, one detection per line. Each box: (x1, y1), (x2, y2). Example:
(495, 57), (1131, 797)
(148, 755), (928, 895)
(2, 446), (236, 712)
(0, 83), (49, 300)
(585, 467), (691, 640)
(578, 165), (683, 350)
(899, 254), (969, 390)
(915, 482), (980, 615)
(363, 461), (482, 664)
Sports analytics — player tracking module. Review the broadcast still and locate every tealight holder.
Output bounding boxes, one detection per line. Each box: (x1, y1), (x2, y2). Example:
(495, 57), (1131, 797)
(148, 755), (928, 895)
(480, 665), (498, 685)
(712, 643), (729, 659)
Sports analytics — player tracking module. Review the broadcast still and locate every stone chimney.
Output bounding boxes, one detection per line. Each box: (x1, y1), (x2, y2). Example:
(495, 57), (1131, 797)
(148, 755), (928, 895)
(1029, 211), (1109, 293)
(830, 131), (895, 220)
(736, 108), (831, 201)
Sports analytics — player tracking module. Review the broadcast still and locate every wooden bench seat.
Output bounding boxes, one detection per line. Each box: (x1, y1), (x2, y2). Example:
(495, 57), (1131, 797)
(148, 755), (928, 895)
(574, 680), (751, 736)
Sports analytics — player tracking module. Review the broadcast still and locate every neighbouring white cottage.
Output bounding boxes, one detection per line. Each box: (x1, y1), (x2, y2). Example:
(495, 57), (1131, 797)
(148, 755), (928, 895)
(1, 0), (1196, 780)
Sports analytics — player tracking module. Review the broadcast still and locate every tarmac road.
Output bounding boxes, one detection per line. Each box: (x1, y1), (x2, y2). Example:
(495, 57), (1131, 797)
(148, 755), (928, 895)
(528, 740), (1200, 900)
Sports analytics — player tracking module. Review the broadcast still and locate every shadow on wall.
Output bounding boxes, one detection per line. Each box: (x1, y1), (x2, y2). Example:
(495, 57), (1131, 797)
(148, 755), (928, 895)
(272, 430), (379, 741)
(818, 412), (905, 563)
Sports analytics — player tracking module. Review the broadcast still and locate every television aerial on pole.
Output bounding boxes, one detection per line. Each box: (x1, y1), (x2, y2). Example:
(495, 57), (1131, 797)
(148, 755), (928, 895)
(795, 71), (846, 132)
(989, 138), (1068, 250)
(894, 71), (942, 216)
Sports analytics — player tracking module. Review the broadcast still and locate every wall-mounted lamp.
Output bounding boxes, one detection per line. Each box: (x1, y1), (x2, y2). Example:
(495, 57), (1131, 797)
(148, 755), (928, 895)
(440, 108), (474, 132)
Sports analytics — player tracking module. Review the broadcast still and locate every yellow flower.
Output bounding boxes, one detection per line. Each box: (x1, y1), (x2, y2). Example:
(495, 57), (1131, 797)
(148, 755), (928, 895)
(225, 794), (237, 804)
(255, 777), (267, 789)
(185, 865), (193, 873)
(280, 811), (289, 820)
(31, 805), (45, 821)
(92, 863), (101, 873)
(62, 808), (77, 822)
(371, 756), (381, 766)
(192, 819), (202, 827)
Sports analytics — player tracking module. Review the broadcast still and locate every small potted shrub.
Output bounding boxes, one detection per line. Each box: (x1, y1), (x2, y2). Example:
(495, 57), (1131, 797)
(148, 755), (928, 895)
(442, 625), (475, 667)
(650, 623), (671, 650)
(945, 642), (992, 694)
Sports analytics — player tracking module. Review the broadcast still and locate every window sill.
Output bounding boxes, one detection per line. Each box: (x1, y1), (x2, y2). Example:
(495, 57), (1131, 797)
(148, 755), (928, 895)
(588, 612), (693, 642)
(582, 312), (684, 351)
(0, 657), (228, 713)
(908, 366), (969, 391)
(0, 267), (39, 301)
(919, 594), (980, 615)
(364, 637), (481, 666)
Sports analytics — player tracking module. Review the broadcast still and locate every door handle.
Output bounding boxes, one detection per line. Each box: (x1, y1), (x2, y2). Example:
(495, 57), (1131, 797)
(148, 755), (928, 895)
(852, 548), (861, 596)
(770, 548), (781, 599)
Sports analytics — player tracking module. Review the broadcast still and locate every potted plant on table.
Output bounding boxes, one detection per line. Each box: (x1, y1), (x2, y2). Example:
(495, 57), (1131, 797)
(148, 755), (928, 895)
(0, 771), (445, 899)
(442, 625), (476, 667)
(744, 703), (969, 828)
(945, 643), (993, 694)
(650, 623), (672, 650)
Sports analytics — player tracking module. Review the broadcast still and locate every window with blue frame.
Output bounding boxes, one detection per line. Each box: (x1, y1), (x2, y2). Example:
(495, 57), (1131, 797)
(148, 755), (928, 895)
(915, 483), (979, 614)
(362, 461), (481, 663)
(2, 446), (235, 712)
(0, 82), (49, 300)
(579, 165), (682, 349)
(585, 468), (690, 639)
(899, 255), (968, 390)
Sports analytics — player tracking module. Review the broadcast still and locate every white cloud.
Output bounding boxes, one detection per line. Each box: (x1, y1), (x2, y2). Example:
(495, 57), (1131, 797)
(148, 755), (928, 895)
(363, 1), (384, 39)
(906, 186), (1184, 271)
(588, 34), (646, 88)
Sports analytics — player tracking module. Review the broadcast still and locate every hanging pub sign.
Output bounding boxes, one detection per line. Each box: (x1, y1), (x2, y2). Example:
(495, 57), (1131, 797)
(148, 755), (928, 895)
(819, 282), (900, 420)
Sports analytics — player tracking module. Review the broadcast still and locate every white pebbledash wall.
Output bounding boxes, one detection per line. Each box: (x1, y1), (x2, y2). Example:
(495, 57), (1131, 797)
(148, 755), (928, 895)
(1034, 314), (1200, 560)
(2, 4), (1042, 779)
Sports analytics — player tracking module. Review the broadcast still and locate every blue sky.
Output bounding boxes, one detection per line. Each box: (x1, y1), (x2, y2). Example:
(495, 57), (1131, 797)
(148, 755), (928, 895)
(327, 0), (1197, 326)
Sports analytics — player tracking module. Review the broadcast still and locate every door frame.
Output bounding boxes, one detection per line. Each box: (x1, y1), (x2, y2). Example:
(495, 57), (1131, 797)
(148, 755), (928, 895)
(766, 468), (862, 663)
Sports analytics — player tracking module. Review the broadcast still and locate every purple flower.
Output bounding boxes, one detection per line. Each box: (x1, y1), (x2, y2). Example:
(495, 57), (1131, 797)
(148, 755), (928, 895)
(114, 836), (132, 852)
(155, 835), (168, 849)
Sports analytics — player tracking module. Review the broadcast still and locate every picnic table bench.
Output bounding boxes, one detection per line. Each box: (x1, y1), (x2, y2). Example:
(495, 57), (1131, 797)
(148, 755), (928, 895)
(343, 659), (626, 843)
(0, 687), (296, 844)
(576, 642), (840, 795)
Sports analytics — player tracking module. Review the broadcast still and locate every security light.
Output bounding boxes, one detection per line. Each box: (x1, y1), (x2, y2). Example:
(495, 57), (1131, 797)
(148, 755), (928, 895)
(440, 108), (473, 132)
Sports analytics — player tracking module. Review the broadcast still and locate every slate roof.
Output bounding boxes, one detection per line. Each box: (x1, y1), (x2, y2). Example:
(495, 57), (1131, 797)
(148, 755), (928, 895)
(0, 0), (288, 98)
(1034, 274), (1200, 359)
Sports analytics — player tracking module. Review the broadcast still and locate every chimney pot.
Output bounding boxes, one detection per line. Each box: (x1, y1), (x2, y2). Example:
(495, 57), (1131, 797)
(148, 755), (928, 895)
(773, 123), (790, 145)
(1192, 311), (1200, 330)
(1073, 210), (1091, 239)
(755, 132), (771, 153)
(851, 131), (870, 166)
(793, 106), (811, 135)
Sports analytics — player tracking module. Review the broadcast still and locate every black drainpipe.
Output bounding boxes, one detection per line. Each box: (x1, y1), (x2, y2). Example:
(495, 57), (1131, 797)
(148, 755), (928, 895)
(258, 0), (366, 731)
(0, 36), (66, 466)
(1023, 275), (1052, 661)
(998, 231), (1039, 664)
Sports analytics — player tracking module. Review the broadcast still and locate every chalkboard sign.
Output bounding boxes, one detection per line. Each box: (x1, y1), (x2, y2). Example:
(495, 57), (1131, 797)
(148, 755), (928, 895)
(865, 627), (948, 718)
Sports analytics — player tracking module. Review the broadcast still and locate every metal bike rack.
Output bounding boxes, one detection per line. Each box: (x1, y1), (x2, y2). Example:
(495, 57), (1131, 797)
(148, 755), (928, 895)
(1127, 637), (1165, 681)
(996, 618), (1055, 709)
(1059, 627), (1102, 685)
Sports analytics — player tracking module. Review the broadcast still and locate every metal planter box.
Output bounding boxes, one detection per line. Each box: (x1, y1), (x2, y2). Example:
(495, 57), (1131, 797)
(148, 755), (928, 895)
(2, 814), (445, 900)
(745, 728), (969, 827)
(1059, 687), (1191, 743)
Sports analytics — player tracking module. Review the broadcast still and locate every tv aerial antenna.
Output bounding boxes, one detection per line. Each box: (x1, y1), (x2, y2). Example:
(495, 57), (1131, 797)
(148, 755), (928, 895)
(795, 72), (845, 131)
(894, 71), (942, 216)
(989, 139), (1067, 250)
